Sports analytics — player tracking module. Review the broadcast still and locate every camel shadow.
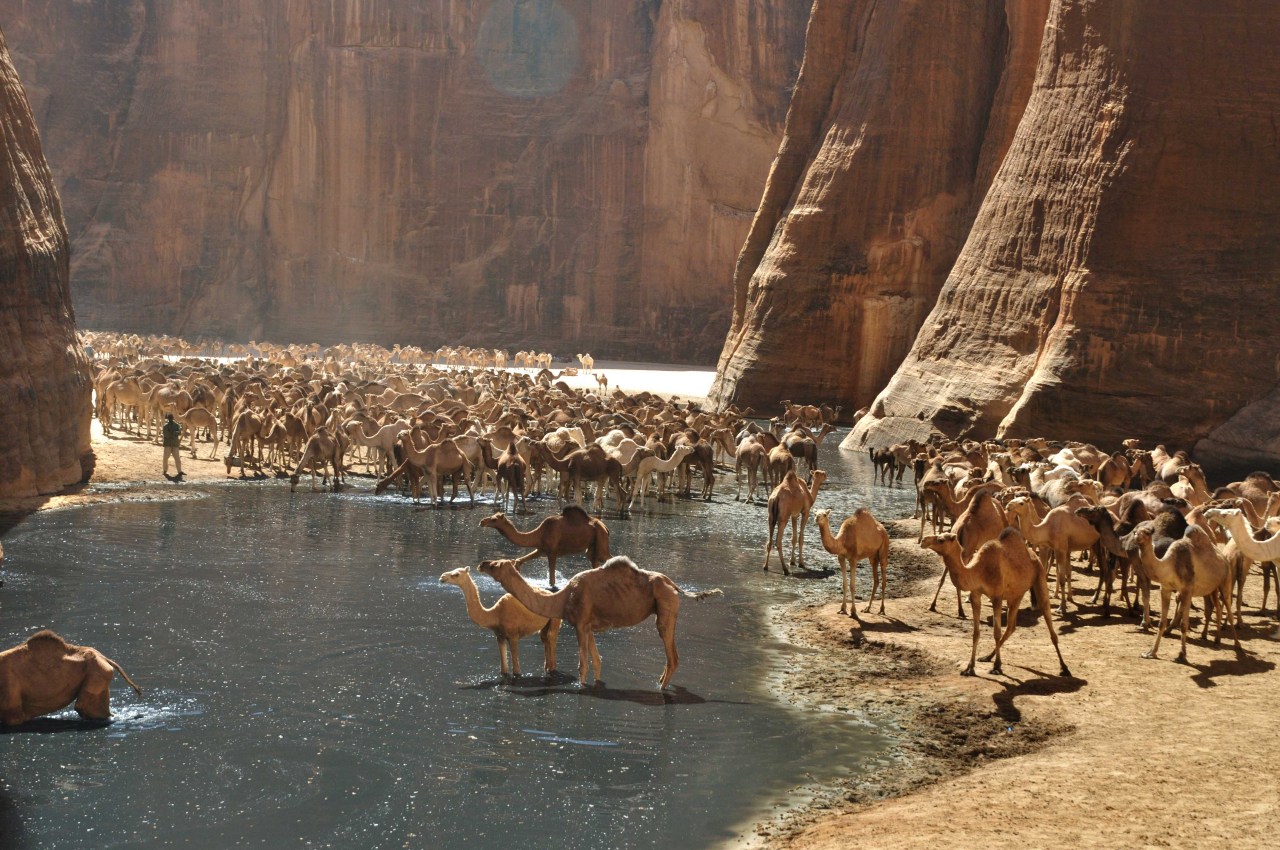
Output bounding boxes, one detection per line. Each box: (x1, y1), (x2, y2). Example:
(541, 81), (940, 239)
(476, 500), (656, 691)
(986, 667), (1087, 722)
(0, 782), (27, 850)
(0, 717), (113, 735)
(781, 567), (835, 581)
(460, 675), (738, 707)
(855, 615), (919, 634)
(1188, 652), (1274, 689)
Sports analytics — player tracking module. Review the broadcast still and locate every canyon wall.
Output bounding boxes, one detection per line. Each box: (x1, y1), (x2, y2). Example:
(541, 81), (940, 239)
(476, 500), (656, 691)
(0, 0), (808, 362)
(847, 0), (1280, 469)
(0, 28), (93, 498)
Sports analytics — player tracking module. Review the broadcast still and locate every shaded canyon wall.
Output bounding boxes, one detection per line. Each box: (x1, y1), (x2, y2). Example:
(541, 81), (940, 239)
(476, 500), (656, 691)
(0, 0), (809, 362)
(709, 0), (1280, 470)
(0, 27), (93, 498)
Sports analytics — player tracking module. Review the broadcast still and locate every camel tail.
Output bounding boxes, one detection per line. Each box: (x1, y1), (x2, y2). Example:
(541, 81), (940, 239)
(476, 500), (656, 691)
(107, 658), (143, 697)
(681, 587), (724, 601)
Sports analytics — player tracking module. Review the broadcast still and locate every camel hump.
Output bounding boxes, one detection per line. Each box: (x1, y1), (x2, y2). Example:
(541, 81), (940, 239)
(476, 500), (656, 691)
(601, 555), (639, 571)
(996, 527), (1024, 545)
(561, 505), (592, 522)
(26, 629), (70, 650)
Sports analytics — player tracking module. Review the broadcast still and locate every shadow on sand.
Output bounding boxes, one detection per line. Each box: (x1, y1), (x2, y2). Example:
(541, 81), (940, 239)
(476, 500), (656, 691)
(1189, 651), (1275, 689)
(984, 667), (1087, 722)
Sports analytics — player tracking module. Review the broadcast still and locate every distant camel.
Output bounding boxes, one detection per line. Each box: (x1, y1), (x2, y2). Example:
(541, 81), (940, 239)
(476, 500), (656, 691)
(763, 470), (826, 574)
(814, 508), (888, 619)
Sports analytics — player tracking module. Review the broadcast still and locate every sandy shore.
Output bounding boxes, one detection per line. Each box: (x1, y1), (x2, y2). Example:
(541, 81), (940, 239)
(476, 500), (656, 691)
(5, 381), (1279, 848)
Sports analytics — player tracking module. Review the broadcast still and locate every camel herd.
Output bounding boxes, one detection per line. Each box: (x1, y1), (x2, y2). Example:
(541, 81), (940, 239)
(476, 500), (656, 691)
(867, 435), (1279, 673)
(12, 330), (1271, 724)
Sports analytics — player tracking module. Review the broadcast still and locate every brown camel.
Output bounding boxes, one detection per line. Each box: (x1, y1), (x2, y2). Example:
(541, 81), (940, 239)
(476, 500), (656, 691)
(0, 630), (143, 725)
(763, 470), (827, 574)
(289, 427), (347, 492)
(479, 506), (610, 590)
(921, 531), (1070, 677)
(1005, 496), (1100, 615)
(439, 566), (560, 676)
(477, 556), (721, 688)
(930, 488), (1008, 619)
(1132, 524), (1240, 663)
(814, 508), (889, 619)
(376, 430), (474, 505)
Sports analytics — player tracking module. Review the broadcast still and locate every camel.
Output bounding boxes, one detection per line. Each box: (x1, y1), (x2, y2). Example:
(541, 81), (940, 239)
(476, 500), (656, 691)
(1203, 507), (1280, 562)
(477, 556), (721, 688)
(576, 353), (594, 373)
(869, 447), (897, 484)
(289, 427), (347, 492)
(0, 630), (143, 725)
(921, 531), (1070, 678)
(763, 470), (827, 575)
(1005, 496), (1100, 615)
(495, 443), (529, 513)
(479, 506), (610, 589)
(628, 444), (694, 510)
(1132, 524), (1240, 663)
(1075, 503), (1145, 617)
(175, 406), (220, 459)
(439, 566), (560, 676)
(540, 442), (630, 513)
(376, 431), (474, 505)
(814, 508), (889, 619)
(930, 489), (1008, 619)
(344, 418), (407, 476)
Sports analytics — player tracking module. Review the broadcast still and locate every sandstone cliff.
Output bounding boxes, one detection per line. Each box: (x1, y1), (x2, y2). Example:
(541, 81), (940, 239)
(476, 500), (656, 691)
(711, 0), (1050, 414)
(0, 27), (93, 498)
(1, 0), (808, 363)
(848, 0), (1280, 469)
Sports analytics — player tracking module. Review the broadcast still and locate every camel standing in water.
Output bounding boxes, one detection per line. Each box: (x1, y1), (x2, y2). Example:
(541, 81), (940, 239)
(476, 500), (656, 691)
(439, 567), (560, 677)
(479, 507), (610, 589)
(763, 470), (826, 574)
(478, 556), (720, 688)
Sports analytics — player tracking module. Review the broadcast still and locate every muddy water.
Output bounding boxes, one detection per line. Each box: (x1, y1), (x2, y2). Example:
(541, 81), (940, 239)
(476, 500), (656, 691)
(0, 441), (919, 849)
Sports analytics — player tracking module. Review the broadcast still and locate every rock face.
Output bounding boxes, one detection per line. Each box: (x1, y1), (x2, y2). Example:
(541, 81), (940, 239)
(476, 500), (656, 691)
(848, 0), (1280, 470)
(0, 28), (93, 498)
(1, 0), (807, 362)
(712, 0), (1051, 414)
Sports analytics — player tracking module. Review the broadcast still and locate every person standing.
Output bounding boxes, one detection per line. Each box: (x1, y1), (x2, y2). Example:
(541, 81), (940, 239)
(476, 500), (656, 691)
(162, 413), (183, 479)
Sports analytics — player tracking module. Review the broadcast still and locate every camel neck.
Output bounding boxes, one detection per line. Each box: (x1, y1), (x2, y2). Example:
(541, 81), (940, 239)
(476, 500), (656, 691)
(455, 576), (497, 628)
(495, 569), (563, 619)
(940, 549), (975, 592)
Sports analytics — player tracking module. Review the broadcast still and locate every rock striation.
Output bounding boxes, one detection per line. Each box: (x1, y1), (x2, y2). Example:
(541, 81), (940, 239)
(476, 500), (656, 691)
(707, 0), (1280, 471)
(711, 0), (1050, 414)
(0, 27), (93, 498)
(847, 0), (1280, 470)
(0, 0), (808, 363)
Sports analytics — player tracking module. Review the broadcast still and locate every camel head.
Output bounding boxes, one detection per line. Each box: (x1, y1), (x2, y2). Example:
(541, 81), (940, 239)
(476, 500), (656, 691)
(479, 512), (508, 529)
(477, 559), (522, 581)
(809, 469), (828, 489)
(289, 473), (300, 492)
(439, 566), (470, 586)
(920, 533), (959, 556)
(814, 509), (831, 528)
(1202, 507), (1240, 530)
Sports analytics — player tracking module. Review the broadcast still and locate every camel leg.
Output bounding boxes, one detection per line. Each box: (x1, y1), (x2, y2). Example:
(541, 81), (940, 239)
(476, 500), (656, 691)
(1143, 587), (1174, 659)
(872, 552), (887, 615)
(981, 597), (1006, 671)
(1055, 549), (1070, 616)
(576, 626), (591, 685)
(962, 594), (982, 676)
(1175, 593), (1193, 664)
(1033, 579), (1071, 676)
(509, 637), (522, 677)
(796, 511), (808, 569)
(839, 558), (853, 618)
(497, 637), (510, 677)
(540, 621), (559, 673)
(656, 611), (679, 689)
(928, 569), (949, 613)
(763, 521), (776, 572)
(546, 553), (559, 590)
(588, 633), (603, 684)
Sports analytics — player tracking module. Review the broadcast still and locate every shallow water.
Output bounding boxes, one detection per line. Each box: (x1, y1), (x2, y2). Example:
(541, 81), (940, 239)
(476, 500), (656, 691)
(0, 440), (919, 849)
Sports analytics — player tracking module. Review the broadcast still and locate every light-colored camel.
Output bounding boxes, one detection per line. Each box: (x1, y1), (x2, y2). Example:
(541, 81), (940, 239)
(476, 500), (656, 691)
(0, 630), (143, 725)
(1132, 524), (1240, 663)
(814, 508), (888, 619)
(763, 470), (827, 574)
(479, 506), (610, 589)
(920, 531), (1070, 677)
(175, 407), (220, 459)
(575, 353), (594, 372)
(289, 427), (347, 492)
(628, 444), (694, 509)
(1203, 507), (1280, 562)
(477, 556), (721, 688)
(344, 418), (407, 475)
(1005, 496), (1100, 615)
(439, 566), (560, 676)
